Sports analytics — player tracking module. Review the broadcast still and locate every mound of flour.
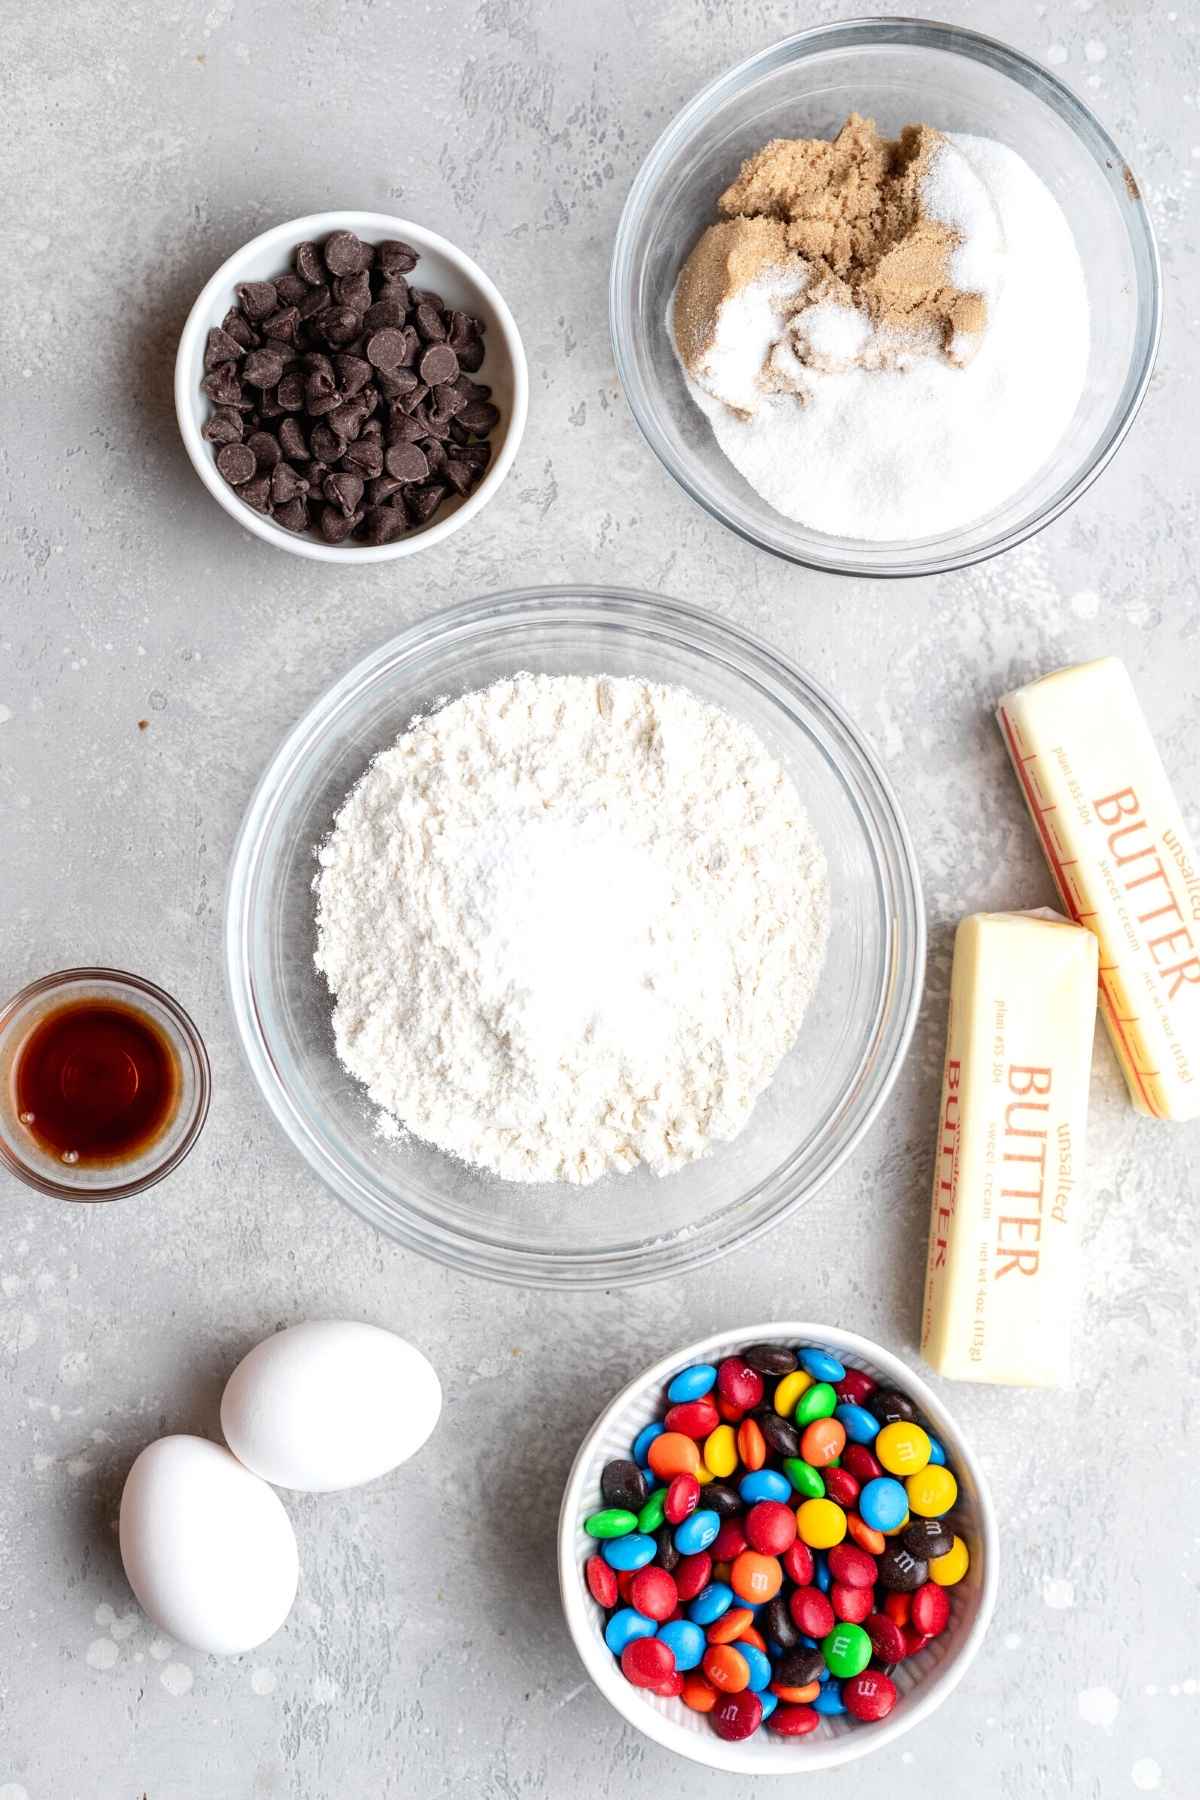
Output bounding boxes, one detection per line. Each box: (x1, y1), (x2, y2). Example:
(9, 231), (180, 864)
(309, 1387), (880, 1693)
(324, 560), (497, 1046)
(314, 673), (829, 1186)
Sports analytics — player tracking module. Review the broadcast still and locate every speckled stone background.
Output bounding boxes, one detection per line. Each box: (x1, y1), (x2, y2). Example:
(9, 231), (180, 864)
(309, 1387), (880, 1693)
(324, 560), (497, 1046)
(1, 1), (1197, 1795)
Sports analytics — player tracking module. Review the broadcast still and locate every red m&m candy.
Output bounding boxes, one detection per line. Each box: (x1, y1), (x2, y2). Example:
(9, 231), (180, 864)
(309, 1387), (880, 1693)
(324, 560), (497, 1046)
(843, 1670), (897, 1721)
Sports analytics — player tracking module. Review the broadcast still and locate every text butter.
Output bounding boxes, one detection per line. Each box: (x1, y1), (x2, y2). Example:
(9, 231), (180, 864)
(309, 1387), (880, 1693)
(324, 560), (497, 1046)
(920, 912), (1098, 1387)
(998, 657), (1200, 1120)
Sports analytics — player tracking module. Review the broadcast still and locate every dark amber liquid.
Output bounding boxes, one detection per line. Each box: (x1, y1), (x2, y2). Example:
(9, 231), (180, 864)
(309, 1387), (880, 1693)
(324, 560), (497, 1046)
(13, 1000), (180, 1165)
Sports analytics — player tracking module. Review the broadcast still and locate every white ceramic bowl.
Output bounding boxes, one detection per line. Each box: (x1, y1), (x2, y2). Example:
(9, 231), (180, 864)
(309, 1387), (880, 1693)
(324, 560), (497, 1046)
(558, 1323), (999, 1774)
(175, 210), (528, 562)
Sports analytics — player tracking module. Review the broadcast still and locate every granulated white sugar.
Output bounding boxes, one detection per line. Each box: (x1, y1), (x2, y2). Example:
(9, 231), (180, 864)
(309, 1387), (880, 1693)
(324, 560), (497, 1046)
(675, 133), (1090, 541)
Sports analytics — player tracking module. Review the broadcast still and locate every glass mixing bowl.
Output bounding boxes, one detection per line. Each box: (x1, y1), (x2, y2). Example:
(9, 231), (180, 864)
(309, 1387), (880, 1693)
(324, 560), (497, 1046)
(611, 18), (1162, 577)
(225, 588), (924, 1286)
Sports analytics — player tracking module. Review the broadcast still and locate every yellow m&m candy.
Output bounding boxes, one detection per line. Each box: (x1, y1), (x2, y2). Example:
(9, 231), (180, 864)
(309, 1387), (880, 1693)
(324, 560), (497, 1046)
(875, 1421), (931, 1477)
(906, 1464), (958, 1518)
(795, 1497), (847, 1549)
(704, 1424), (737, 1479)
(774, 1370), (813, 1417)
(929, 1535), (970, 1586)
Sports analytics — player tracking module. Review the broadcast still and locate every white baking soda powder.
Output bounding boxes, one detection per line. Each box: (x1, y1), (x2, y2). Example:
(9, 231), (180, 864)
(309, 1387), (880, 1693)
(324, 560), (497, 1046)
(314, 673), (829, 1185)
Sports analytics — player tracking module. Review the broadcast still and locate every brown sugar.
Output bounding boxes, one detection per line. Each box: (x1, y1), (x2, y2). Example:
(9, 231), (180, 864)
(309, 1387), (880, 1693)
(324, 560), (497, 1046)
(672, 216), (798, 375)
(676, 114), (988, 377)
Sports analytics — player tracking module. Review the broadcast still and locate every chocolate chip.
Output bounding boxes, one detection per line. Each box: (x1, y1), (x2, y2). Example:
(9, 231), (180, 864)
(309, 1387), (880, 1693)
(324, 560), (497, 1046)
(321, 307), (362, 346)
(202, 407), (245, 445)
(216, 443), (256, 486)
(447, 310), (478, 350)
(318, 505), (363, 543)
(384, 442), (429, 483)
(423, 440), (448, 476)
(366, 327), (409, 372)
(262, 306), (300, 345)
(363, 298), (406, 333)
(323, 230), (373, 276)
(333, 271), (371, 313)
(406, 483), (447, 524)
(431, 380), (468, 418)
(455, 337), (485, 373)
(298, 284), (331, 320)
(414, 302), (446, 342)
(307, 387), (343, 418)
(333, 353), (373, 397)
(359, 504), (408, 545)
(201, 366), (253, 409)
(309, 422), (345, 463)
(459, 440), (492, 474)
(344, 437), (384, 477)
(324, 400), (365, 442)
(269, 462), (307, 504)
(241, 473), (272, 512)
(276, 371), (306, 411)
(222, 308), (259, 350)
(419, 343), (459, 387)
(242, 347), (285, 388)
(444, 458), (474, 496)
(275, 271), (309, 307)
(377, 238), (419, 274)
(387, 412), (424, 445)
(295, 241), (325, 285)
(245, 430), (282, 469)
(236, 280), (278, 321)
(204, 326), (243, 369)
(323, 469), (364, 517)
(368, 475), (406, 505)
(273, 497), (310, 533)
(278, 416), (309, 460)
(458, 400), (500, 435)
(414, 404), (450, 442)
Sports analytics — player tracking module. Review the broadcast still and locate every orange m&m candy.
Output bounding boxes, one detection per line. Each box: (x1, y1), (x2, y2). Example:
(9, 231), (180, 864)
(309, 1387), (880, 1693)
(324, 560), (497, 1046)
(800, 1417), (846, 1469)
(647, 1431), (702, 1481)
(730, 1549), (783, 1603)
(702, 1643), (751, 1693)
(737, 1417), (767, 1471)
(681, 1674), (717, 1713)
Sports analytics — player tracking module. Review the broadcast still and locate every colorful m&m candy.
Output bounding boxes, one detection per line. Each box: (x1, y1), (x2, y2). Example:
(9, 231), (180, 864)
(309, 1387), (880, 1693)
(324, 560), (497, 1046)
(581, 1340), (975, 1747)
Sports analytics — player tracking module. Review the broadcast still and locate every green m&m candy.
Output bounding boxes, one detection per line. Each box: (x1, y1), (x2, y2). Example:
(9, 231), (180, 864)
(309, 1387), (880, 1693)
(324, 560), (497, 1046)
(783, 1457), (825, 1499)
(823, 1622), (872, 1679)
(794, 1380), (837, 1426)
(584, 1507), (638, 1539)
(637, 1489), (667, 1533)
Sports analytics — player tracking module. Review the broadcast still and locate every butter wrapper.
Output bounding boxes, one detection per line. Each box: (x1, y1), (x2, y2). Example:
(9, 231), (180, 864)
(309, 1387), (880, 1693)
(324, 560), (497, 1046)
(998, 657), (1200, 1120)
(920, 911), (1098, 1388)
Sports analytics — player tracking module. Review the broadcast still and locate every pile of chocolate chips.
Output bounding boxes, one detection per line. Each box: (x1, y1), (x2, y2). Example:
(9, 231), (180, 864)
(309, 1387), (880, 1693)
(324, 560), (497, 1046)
(200, 231), (499, 545)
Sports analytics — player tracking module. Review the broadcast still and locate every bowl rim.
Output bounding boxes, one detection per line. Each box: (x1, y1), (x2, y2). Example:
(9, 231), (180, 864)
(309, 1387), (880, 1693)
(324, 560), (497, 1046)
(557, 1320), (1001, 1774)
(610, 14), (1163, 578)
(224, 585), (925, 1288)
(174, 208), (529, 563)
(0, 966), (212, 1201)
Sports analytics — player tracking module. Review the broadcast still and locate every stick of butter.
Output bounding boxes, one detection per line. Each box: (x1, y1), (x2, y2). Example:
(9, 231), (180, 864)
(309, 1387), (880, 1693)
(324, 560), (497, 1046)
(920, 912), (1098, 1387)
(998, 657), (1200, 1121)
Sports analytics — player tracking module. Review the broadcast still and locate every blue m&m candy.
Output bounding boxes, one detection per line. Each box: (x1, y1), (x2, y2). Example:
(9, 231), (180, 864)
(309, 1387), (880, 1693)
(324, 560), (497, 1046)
(666, 1363), (717, 1403)
(859, 1477), (908, 1533)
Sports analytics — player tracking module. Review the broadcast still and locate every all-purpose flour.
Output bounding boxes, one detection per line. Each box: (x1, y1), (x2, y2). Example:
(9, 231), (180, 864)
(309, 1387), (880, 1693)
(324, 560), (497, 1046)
(314, 674), (829, 1185)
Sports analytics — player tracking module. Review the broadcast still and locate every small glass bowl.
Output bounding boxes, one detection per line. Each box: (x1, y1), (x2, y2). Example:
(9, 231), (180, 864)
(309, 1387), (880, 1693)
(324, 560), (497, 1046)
(610, 17), (1162, 577)
(225, 586), (925, 1288)
(0, 969), (211, 1201)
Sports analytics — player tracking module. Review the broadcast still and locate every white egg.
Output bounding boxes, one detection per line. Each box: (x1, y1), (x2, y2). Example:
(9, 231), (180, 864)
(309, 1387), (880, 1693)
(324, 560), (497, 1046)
(220, 1319), (442, 1493)
(119, 1435), (299, 1655)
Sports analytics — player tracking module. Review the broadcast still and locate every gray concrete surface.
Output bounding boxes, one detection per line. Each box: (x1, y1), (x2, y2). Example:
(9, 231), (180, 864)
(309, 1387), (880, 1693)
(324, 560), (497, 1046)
(1, 1), (1197, 1795)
